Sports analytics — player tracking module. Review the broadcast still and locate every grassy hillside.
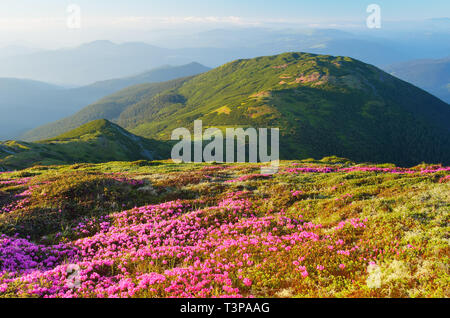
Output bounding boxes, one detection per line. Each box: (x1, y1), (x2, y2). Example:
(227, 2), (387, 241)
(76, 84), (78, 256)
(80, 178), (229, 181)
(0, 159), (448, 297)
(0, 120), (171, 171)
(26, 52), (450, 166)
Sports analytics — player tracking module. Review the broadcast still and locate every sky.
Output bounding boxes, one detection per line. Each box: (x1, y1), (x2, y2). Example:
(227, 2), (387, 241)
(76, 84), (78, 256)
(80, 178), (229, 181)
(0, 0), (449, 48)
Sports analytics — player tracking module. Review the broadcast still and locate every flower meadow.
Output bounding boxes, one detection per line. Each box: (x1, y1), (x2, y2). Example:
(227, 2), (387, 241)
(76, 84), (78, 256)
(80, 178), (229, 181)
(0, 158), (449, 298)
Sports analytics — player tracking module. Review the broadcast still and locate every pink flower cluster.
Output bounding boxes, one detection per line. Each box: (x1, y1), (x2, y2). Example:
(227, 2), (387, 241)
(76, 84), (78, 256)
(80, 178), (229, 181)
(285, 167), (334, 174)
(0, 193), (373, 298)
(0, 198), (30, 214)
(439, 175), (450, 183)
(284, 165), (450, 175)
(201, 166), (227, 171)
(112, 177), (145, 187)
(0, 234), (78, 276)
(0, 177), (32, 185)
(291, 190), (303, 197)
(0, 185), (40, 214)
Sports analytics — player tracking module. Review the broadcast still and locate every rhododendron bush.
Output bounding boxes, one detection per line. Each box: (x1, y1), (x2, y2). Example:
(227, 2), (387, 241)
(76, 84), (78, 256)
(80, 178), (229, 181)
(0, 159), (448, 298)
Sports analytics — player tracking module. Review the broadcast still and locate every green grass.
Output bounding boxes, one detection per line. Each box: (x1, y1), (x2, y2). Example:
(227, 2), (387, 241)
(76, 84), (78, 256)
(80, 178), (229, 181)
(0, 159), (448, 297)
(0, 120), (171, 171)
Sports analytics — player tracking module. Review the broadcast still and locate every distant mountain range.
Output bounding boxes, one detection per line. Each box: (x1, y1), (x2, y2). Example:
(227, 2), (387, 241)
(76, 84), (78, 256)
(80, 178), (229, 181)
(0, 63), (210, 140)
(0, 41), (240, 86)
(23, 52), (450, 166)
(0, 119), (171, 171)
(1, 26), (450, 86)
(385, 57), (450, 103)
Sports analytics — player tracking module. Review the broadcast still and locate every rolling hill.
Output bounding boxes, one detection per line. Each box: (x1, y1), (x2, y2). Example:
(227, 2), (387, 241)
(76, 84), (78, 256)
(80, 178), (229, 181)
(385, 57), (450, 103)
(0, 63), (210, 140)
(22, 52), (450, 166)
(0, 119), (171, 171)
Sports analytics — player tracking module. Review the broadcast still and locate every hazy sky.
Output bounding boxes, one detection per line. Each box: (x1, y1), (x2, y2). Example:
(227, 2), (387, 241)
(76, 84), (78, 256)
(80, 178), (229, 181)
(0, 0), (449, 48)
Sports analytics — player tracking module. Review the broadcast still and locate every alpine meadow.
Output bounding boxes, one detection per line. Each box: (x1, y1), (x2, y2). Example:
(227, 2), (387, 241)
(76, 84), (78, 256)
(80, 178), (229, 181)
(0, 1), (449, 304)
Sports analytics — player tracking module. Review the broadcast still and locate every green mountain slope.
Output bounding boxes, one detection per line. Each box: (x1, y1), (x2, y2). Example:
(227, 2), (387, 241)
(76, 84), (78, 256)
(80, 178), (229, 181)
(2, 63), (209, 140)
(23, 52), (450, 165)
(0, 120), (171, 171)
